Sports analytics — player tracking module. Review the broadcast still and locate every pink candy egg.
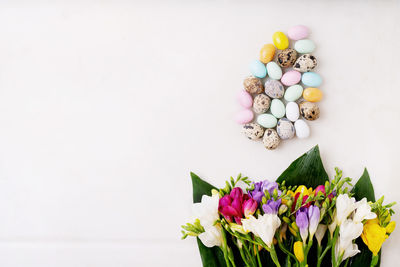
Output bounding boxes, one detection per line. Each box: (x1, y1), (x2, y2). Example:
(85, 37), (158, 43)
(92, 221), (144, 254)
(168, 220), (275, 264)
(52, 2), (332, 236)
(237, 90), (253, 108)
(235, 109), (254, 124)
(288, 25), (309, 40)
(281, 70), (301, 86)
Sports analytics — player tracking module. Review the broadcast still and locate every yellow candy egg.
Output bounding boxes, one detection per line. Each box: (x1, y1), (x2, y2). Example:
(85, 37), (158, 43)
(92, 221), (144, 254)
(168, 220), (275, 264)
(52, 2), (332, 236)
(272, 32), (289, 50)
(260, 44), (276, 63)
(303, 87), (323, 102)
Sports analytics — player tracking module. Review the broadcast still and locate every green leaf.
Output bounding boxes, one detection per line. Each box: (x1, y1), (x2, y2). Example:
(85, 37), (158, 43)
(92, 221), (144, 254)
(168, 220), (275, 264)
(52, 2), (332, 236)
(276, 145), (329, 188)
(191, 172), (217, 203)
(196, 238), (227, 267)
(351, 168), (376, 202)
(349, 168), (380, 267)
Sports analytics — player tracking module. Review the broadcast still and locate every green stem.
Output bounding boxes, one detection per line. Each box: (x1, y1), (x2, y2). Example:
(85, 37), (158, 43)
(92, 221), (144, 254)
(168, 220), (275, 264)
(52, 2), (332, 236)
(331, 228), (339, 267)
(222, 247), (231, 267)
(227, 246), (236, 267)
(220, 228), (232, 267)
(242, 241), (256, 267)
(256, 247), (262, 267)
(237, 241), (250, 267)
(277, 237), (297, 263)
(316, 245), (322, 267)
(318, 241), (331, 267)
(370, 254), (379, 267)
(344, 258), (350, 267)
(270, 245), (282, 267)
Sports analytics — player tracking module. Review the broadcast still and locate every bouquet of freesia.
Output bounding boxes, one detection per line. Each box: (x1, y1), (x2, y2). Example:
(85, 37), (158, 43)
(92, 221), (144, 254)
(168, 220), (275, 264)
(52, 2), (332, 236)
(181, 146), (396, 267)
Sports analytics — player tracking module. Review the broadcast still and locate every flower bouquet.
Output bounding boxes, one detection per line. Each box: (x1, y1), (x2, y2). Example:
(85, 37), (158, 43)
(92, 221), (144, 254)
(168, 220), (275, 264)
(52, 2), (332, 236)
(181, 146), (396, 267)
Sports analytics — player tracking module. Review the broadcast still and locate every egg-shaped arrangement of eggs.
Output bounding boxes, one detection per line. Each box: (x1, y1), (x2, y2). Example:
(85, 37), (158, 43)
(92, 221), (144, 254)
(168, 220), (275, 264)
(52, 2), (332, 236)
(236, 25), (323, 150)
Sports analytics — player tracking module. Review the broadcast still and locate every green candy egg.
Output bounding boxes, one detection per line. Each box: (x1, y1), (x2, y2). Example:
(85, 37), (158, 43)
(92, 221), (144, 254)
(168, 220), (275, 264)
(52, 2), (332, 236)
(271, 99), (286, 119)
(294, 39), (316, 54)
(284, 85), (304, 102)
(257, 114), (277, 128)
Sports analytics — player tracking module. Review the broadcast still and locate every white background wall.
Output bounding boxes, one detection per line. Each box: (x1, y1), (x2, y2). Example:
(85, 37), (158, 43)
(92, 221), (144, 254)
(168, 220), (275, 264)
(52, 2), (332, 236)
(0, 0), (399, 266)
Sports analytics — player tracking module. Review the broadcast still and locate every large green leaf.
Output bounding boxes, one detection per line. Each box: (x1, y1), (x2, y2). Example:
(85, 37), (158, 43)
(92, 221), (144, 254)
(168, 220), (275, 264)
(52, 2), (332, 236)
(196, 238), (227, 267)
(349, 168), (380, 267)
(191, 172), (216, 203)
(351, 168), (376, 202)
(276, 145), (329, 188)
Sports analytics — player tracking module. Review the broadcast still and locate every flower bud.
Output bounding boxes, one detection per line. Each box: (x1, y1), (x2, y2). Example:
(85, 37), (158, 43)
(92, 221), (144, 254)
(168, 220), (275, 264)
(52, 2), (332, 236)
(273, 188), (278, 199)
(283, 216), (291, 224)
(278, 204), (288, 215)
(386, 221), (396, 234)
(243, 198), (257, 218)
(262, 196), (267, 204)
(294, 241), (304, 262)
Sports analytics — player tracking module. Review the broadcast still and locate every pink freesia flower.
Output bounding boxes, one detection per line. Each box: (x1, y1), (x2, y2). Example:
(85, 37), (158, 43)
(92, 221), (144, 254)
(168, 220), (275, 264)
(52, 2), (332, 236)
(218, 187), (253, 224)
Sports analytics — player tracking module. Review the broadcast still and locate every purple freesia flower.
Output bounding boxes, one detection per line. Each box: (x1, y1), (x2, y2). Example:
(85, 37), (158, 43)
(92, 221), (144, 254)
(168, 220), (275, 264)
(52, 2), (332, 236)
(296, 207), (309, 243)
(262, 199), (282, 214)
(249, 180), (282, 203)
(308, 205), (320, 237)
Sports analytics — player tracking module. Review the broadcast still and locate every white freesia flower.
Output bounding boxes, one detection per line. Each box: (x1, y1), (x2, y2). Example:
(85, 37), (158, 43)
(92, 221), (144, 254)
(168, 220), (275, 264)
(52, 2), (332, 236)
(192, 194), (222, 247)
(353, 198), (377, 223)
(335, 240), (360, 262)
(242, 214), (281, 248)
(315, 224), (327, 246)
(336, 194), (357, 226)
(338, 219), (363, 253)
(192, 194), (220, 227)
(199, 225), (223, 247)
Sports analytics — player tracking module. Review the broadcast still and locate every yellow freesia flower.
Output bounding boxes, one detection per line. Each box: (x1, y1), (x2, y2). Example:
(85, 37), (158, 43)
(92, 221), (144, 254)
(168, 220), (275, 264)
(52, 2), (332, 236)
(361, 219), (387, 256)
(386, 221), (396, 234)
(294, 241), (304, 262)
(295, 185), (310, 196)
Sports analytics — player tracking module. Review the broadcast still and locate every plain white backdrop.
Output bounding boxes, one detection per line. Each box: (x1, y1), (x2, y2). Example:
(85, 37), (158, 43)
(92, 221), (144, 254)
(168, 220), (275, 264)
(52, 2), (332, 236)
(0, 0), (399, 266)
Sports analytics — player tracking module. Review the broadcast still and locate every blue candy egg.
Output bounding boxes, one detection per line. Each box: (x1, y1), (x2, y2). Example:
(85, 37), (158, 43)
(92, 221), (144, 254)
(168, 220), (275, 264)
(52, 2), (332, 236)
(301, 72), (322, 87)
(249, 60), (267, 78)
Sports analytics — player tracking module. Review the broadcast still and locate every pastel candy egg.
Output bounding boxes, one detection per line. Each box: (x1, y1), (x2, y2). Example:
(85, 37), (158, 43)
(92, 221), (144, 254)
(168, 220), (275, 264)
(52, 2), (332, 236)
(281, 70), (301, 86)
(294, 119), (310, 138)
(302, 72), (322, 87)
(277, 118), (295, 140)
(285, 102), (300, 122)
(303, 87), (323, 102)
(277, 48), (297, 68)
(293, 54), (317, 72)
(270, 99), (285, 118)
(264, 80), (284, 99)
(244, 76), (264, 94)
(284, 85), (303, 101)
(299, 101), (320, 121)
(249, 60), (267, 78)
(260, 44), (276, 64)
(288, 25), (309, 40)
(263, 129), (280, 150)
(294, 39), (316, 54)
(272, 32), (289, 50)
(235, 109), (254, 124)
(257, 113), (277, 128)
(266, 62), (282, 80)
(253, 94), (271, 114)
(242, 123), (265, 140)
(237, 90), (253, 108)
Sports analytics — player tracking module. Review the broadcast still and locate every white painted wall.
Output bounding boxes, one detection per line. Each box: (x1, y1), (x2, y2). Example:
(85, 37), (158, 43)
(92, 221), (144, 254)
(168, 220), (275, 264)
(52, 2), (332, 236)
(0, 1), (399, 266)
